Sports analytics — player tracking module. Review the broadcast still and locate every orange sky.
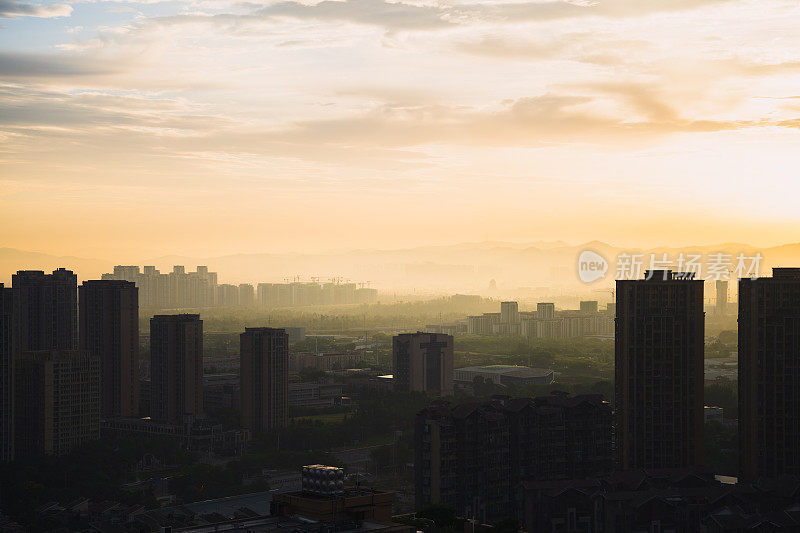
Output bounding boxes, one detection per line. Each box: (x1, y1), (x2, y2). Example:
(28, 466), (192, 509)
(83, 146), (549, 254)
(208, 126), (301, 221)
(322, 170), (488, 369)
(2, 0), (800, 258)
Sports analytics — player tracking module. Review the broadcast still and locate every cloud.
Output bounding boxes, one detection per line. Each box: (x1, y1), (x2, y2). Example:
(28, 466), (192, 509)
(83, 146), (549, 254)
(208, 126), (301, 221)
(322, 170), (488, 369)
(262, 91), (752, 150)
(149, 0), (738, 33)
(453, 0), (737, 24)
(0, 84), (229, 130)
(453, 33), (651, 67)
(0, 81), (770, 170)
(254, 0), (454, 30)
(455, 35), (566, 60)
(0, 0), (71, 18)
(0, 52), (119, 77)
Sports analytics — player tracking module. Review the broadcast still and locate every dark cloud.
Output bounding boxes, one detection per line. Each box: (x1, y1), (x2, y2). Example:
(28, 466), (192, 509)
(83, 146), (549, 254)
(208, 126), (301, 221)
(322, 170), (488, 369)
(0, 0), (70, 18)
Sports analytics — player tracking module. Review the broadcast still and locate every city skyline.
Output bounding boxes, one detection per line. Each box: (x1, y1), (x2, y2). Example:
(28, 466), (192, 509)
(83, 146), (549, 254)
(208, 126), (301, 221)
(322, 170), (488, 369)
(4, 0), (800, 528)
(3, 0), (800, 257)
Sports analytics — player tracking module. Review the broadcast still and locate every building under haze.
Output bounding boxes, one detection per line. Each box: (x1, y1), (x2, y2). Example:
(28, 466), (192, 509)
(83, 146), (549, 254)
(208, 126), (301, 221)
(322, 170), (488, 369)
(0, 285), (14, 462)
(240, 327), (288, 433)
(103, 265), (218, 308)
(615, 270), (705, 470)
(150, 314), (203, 424)
(716, 280), (728, 317)
(739, 268), (800, 481)
(239, 284), (255, 307)
(12, 269), (78, 354)
(79, 280), (139, 418)
(216, 284), (239, 307)
(15, 350), (100, 457)
(537, 302), (555, 320)
(500, 301), (519, 325)
(393, 332), (453, 396)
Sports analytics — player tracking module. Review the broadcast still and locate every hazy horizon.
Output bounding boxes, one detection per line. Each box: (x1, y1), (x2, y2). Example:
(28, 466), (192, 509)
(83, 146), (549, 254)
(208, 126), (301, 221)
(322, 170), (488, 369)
(2, 238), (797, 291)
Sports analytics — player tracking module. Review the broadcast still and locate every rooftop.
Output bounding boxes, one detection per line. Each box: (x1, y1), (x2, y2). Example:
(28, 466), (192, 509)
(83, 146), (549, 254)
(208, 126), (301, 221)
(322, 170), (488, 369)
(455, 365), (553, 377)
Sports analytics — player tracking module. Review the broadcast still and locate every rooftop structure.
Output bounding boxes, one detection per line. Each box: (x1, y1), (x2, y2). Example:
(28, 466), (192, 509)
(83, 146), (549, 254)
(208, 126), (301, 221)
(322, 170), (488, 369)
(453, 365), (554, 386)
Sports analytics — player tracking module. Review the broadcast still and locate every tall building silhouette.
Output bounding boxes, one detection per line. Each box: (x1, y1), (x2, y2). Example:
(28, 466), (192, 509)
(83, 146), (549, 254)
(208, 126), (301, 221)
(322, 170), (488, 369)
(12, 269), (78, 353)
(739, 268), (800, 481)
(240, 327), (288, 433)
(393, 332), (453, 396)
(15, 350), (100, 456)
(0, 285), (14, 461)
(79, 280), (139, 418)
(615, 270), (704, 470)
(149, 314), (203, 424)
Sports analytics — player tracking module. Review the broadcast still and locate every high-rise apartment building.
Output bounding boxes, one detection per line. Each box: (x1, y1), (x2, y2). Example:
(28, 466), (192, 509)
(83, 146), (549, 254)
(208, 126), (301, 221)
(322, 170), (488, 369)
(393, 332), (453, 396)
(580, 300), (599, 314)
(102, 265), (218, 309)
(12, 269), (78, 353)
(239, 284), (255, 307)
(615, 270), (704, 470)
(739, 268), (800, 481)
(500, 301), (519, 324)
(216, 284), (239, 307)
(15, 350), (100, 457)
(79, 280), (139, 418)
(149, 314), (203, 424)
(240, 327), (288, 433)
(0, 285), (14, 461)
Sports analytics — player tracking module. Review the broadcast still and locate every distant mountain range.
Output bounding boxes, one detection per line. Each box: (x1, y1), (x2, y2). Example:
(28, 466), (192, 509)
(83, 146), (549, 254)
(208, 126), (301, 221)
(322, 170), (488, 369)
(2, 241), (800, 293)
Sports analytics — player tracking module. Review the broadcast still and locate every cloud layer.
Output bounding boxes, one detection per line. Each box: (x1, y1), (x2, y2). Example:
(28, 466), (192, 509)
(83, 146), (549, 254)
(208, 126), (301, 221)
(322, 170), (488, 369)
(2, 0), (800, 255)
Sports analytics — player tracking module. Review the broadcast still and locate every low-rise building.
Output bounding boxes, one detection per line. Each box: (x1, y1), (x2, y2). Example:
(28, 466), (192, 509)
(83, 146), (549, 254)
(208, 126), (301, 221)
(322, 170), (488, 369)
(272, 488), (396, 524)
(453, 365), (554, 388)
(289, 379), (343, 408)
(290, 352), (364, 372)
(705, 405), (724, 423)
(102, 415), (249, 456)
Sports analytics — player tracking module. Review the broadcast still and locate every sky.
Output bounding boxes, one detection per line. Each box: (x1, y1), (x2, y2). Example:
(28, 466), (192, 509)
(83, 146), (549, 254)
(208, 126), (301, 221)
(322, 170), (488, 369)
(2, 0), (800, 259)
